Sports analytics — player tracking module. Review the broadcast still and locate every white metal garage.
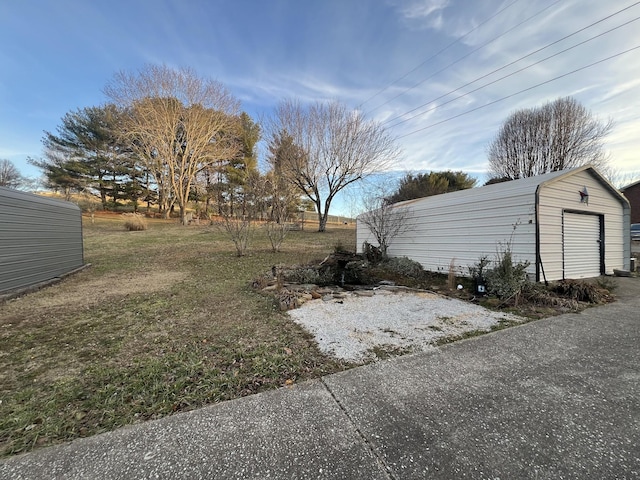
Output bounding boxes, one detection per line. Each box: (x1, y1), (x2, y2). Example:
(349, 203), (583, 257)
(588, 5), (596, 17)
(357, 166), (630, 282)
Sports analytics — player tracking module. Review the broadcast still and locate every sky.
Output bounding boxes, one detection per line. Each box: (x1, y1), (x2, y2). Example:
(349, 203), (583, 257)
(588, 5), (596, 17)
(1, 0), (639, 215)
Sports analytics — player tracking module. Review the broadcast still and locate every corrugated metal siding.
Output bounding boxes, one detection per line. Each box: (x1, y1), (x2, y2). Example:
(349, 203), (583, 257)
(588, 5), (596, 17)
(0, 187), (84, 294)
(563, 213), (601, 278)
(357, 166), (627, 281)
(357, 178), (539, 277)
(538, 169), (625, 279)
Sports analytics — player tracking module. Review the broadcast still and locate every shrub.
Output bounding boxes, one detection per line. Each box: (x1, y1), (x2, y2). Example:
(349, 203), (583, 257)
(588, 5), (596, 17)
(216, 217), (252, 256)
(265, 221), (290, 253)
(362, 242), (383, 264)
(468, 255), (491, 283)
(379, 256), (424, 278)
(123, 214), (147, 231)
(485, 247), (530, 304)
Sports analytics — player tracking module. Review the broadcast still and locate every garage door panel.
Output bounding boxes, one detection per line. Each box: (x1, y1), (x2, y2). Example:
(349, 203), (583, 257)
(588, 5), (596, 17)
(564, 213), (601, 279)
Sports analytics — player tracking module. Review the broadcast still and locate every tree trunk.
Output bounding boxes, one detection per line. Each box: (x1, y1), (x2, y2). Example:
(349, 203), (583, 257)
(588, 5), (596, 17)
(98, 175), (107, 209)
(317, 214), (327, 232)
(112, 171), (118, 209)
(180, 204), (186, 225)
(317, 200), (327, 232)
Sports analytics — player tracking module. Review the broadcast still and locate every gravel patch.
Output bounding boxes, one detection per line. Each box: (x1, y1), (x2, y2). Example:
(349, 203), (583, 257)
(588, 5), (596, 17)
(287, 289), (526, 362)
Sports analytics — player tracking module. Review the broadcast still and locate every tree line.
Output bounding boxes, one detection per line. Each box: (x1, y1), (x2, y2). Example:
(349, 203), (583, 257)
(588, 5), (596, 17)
(27, 65), (399, 232)
(16, 62), (613, 234)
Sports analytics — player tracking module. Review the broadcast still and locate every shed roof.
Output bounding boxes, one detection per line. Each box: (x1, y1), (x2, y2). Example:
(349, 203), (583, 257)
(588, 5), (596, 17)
(0, 187), (81, 211)
(387, 165), (627, 210)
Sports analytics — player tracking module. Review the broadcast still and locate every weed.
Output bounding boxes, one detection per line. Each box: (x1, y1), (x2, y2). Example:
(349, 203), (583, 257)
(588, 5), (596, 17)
(596, 276), (618, 292)
(368, 344), (413, 360)
(552, 280), (609, 303)
(434, 329), (487, 346)
(333, 240), (349, 253)
(123, 214), (147, 231)
(447, 258), (457, 290)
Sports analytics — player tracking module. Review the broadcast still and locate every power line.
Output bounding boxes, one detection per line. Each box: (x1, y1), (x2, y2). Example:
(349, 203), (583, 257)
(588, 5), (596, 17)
(366, 0), (563, 115)
(357, 0), (522, 109)
(382, 1), (640, 127)
(386, 14), (640, 129)
(396, 45), (640, 140)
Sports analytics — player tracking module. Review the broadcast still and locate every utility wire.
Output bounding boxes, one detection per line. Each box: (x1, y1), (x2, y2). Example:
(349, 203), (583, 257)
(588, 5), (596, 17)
(386, 14), (640, 129)
(384, 1), (640, 127)
(366, 0), (562, 115)
(396, 45), (640, 139)
(357, 0), (522, 109)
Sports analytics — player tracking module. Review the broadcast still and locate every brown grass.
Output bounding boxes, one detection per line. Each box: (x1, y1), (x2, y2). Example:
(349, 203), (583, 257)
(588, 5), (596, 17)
(0, 213), (356, 458)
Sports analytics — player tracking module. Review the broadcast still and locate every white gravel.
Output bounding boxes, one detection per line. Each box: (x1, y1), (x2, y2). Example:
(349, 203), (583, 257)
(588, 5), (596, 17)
(287, 289), (526, 362)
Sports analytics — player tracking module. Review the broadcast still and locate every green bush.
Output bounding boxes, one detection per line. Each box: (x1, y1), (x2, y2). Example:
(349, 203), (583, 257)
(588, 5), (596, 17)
(485, 248), (530, 303)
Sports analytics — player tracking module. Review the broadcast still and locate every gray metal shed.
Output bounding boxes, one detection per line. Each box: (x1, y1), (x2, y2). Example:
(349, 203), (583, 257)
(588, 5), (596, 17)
(0, 187), (84, 294)
(357, 166), (630, 281)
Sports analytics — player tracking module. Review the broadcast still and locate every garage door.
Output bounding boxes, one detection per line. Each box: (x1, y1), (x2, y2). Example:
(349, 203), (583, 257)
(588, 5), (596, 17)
(563, 212), (602, 279)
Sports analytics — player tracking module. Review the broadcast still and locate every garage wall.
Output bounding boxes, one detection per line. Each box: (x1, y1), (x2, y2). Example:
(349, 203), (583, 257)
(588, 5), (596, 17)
(537, 169), (627, 280)
(357, 178), (539, 277)
(358, 166), (628, 282)
(0, 187), (84, 294)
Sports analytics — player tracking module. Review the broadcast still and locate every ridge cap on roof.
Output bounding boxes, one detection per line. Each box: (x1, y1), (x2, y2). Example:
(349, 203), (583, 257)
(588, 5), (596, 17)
(391, 167), (582, 206)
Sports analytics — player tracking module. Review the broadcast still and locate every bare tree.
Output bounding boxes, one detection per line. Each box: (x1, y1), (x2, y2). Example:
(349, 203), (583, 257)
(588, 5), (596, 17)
(0, 159), (23, 189)
(105, 65), (241, 224)
(358, 187), (412, 258)
(215, 170), (265, 256)
(269, 99), (400, 232)
(487, 97), (613, 180)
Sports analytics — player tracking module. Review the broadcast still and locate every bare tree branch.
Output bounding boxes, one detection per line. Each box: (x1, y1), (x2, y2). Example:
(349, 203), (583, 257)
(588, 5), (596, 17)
(105, 65), (241, 224)
(0, 159), (23, 189)
(268, 99), (401, 232)
(487, 97), (612, 180)
(358, 186), (412, 257)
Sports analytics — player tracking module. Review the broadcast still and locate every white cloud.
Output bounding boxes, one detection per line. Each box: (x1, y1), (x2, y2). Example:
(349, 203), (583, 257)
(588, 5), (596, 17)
(387, 0), (450, 29)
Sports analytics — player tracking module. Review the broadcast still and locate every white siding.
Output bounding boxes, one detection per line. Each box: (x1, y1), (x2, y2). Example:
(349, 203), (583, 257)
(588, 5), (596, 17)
(358, 177), (540, 277)
(538, 169), (625, 279)
(357, 166), (628, 282)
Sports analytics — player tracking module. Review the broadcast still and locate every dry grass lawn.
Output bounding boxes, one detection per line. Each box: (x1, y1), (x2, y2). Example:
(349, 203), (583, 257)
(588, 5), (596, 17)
(0, 214), (356, 458)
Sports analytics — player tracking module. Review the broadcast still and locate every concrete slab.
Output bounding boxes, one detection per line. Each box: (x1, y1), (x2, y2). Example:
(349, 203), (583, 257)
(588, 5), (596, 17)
(0, 381), (389, 480)
(323, 283), (640, 479)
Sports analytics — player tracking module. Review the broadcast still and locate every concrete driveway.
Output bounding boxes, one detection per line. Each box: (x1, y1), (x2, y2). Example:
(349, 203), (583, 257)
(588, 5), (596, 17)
(1, 279), (638, 479)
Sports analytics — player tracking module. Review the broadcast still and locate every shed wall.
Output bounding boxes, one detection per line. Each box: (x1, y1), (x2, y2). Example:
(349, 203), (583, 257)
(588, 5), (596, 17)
(538, 170), (625, 279)
(357, 184), (537, 277)
(0, 188), (84, 294)
(357, 167), (627, 282)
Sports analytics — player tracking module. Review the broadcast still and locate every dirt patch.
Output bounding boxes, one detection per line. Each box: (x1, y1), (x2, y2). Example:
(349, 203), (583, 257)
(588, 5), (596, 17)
(1, 270), (186, 318)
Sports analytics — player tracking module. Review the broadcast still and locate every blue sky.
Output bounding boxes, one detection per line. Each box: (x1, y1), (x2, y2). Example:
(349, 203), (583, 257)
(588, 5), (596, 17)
(1, 0), (639, 215)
